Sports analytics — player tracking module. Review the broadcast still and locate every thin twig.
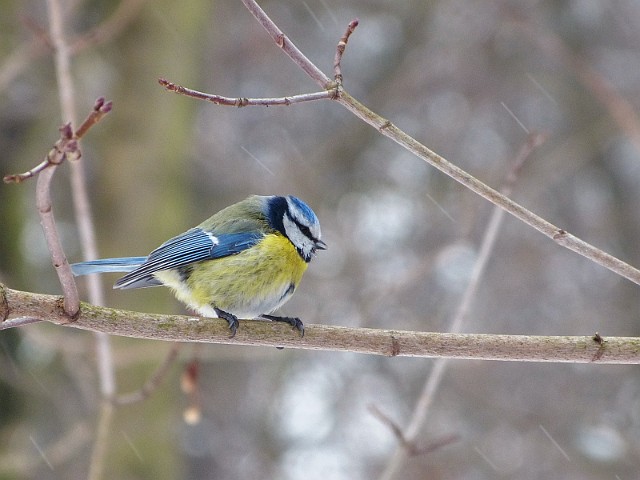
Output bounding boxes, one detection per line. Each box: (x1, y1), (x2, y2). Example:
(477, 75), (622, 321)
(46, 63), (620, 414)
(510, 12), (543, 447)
(113, 344), (182, 405)
(368, 405), (412, 450)
(378, 132), (546, 480)
(333, 18), (359, 85)
(159, 78), (335, 105)
(333, 19), (359, 84)
(2, 285), (639, 364)
(36, 140), (81, 318)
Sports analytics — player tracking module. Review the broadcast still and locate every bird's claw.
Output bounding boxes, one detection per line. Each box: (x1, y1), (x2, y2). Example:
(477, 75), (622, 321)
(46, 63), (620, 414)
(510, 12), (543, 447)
(262, 314), (305, 337)
(215, 308), (239, 338)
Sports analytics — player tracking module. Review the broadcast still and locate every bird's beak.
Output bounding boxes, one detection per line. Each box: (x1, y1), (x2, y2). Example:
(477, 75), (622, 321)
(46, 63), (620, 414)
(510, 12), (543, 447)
(315, 239), (327, 250)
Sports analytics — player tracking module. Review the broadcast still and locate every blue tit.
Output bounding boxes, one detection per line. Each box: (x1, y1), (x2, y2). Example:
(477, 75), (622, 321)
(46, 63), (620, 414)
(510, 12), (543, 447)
(71, 195), (326, 336)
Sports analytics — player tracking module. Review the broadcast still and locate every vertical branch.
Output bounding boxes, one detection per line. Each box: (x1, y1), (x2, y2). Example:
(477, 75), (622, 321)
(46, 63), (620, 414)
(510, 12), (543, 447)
(45, 1), (115, 478)
(35, 153), (80, 317)
(36, 0), (81, 317)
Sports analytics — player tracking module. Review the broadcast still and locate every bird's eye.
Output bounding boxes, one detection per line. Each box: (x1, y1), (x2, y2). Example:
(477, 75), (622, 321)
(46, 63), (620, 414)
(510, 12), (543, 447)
(299, 225), (312, 239)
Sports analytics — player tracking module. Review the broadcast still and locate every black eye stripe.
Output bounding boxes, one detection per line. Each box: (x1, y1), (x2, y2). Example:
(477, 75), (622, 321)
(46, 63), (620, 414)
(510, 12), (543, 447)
(300, 225), (312, 238)
(286, 212), (314, 240)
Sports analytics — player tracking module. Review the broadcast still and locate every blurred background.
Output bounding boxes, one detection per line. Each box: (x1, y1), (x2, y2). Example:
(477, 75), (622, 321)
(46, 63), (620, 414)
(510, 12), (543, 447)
(2, 0), (640, 478)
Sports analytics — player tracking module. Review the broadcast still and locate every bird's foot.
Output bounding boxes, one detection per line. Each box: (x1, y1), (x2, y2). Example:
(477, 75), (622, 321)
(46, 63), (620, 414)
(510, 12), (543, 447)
(214, 308), (239, 338)
(261, 314), (305, 337)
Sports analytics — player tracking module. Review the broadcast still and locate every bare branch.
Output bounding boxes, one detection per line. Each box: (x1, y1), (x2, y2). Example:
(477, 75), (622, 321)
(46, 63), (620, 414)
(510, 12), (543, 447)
(2, 285), (640, 364)
(74, 97), (113, 137)
(168, 2), (640, 286)
(37, 164), (81, 318)
(368, 405), (412, 449)
(159, 78), (335, 105)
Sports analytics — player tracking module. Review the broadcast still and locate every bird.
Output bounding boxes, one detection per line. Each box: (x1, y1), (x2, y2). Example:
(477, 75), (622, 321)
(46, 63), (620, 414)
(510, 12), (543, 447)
(71, 195), (326, 337)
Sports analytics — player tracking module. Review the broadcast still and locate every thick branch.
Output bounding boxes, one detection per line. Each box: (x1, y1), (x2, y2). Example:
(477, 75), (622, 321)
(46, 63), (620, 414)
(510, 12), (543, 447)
(2, 285), (639, 364)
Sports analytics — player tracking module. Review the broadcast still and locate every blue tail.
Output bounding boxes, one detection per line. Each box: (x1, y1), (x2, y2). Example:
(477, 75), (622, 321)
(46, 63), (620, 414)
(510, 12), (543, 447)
(71, 257), (148, 276)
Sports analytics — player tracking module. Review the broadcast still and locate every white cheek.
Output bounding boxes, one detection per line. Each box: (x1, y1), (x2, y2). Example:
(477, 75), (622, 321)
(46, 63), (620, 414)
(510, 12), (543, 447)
(283, 216), (314, 257)
(283, 216), (303, 245)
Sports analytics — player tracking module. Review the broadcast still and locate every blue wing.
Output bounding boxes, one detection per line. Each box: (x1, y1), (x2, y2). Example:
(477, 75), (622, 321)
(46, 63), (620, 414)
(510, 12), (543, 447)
(114, 228), (263, 289)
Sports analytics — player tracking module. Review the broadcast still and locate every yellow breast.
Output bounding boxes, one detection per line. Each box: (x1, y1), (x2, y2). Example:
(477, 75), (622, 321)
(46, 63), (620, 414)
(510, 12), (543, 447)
(154, 233), (308, 319)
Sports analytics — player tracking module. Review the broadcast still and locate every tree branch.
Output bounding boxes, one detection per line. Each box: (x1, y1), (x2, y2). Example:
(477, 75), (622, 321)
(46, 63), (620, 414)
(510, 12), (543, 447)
(159, 4), (640, 287)
(2, 285), (639, 364)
